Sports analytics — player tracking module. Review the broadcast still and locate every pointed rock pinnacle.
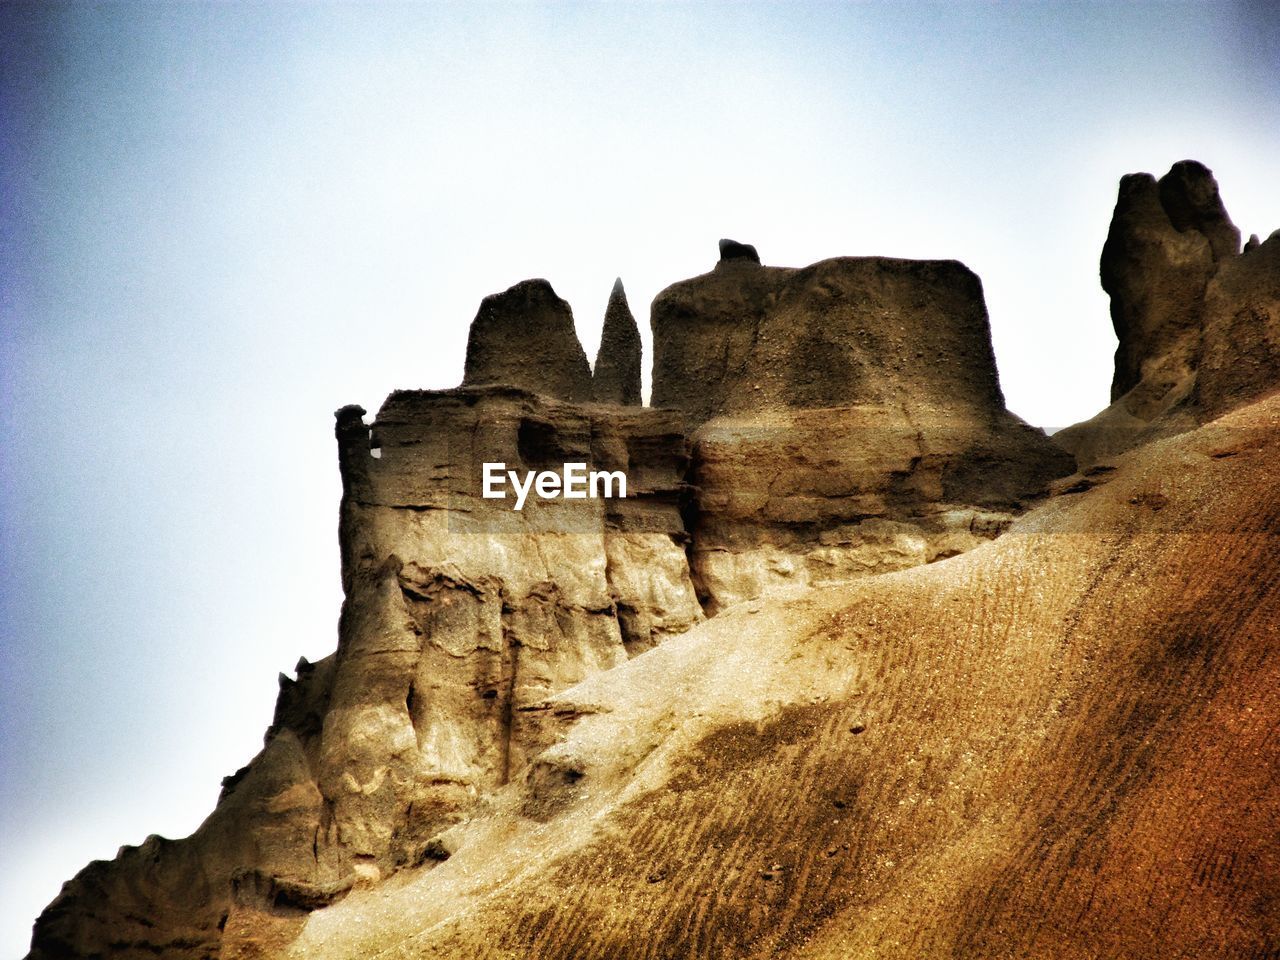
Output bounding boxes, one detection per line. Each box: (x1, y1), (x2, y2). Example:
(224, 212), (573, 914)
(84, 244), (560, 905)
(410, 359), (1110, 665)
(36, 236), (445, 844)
(592, 278), (643, 405)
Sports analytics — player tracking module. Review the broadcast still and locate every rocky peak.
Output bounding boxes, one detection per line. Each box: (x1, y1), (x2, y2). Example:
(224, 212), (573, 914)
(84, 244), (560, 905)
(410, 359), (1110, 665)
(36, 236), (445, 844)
(1057, 160), (1277, 467)
(1156, 159), (1240, 261)
(1099, 161), (1243, 403)
(462, 278), (593, 402)
(591, 278), (642, 405)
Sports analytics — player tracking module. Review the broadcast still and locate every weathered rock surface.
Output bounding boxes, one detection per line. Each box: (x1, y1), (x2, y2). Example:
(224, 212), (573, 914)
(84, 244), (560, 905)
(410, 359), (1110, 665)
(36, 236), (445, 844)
(462, 279), (593, 401)
(280, 391), (1280, 960)
(652, 249), (1073, 610)
(591, 278), (642, 405)
(1055, 161), (1278, 467)
(30, 386), (702, 960)
(651, 254), (1007, 421)
(1196, 234), (1280, 417)
(687, 404), (1068, 612)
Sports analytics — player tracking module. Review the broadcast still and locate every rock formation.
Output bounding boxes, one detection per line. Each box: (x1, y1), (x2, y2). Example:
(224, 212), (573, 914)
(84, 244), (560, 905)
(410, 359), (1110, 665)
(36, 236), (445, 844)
(652, 249), (1073, 611)
(1196, 232), (1280, 416)
(1101, 160), (1238, 404)
(1055, 160), (1279, 466)
(717, 237), (760, 263)
(28, 162), (1279, 960)
(280, 389), (1280, 960)
(591, 278), (642, 405)
(462, 279), (593, 401)
(31, 383), (703, 960)
(652, 253), (1006, 420)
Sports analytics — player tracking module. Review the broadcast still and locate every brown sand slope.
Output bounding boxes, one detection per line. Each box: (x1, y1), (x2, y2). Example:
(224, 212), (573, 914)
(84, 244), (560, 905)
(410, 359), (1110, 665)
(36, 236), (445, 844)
(282, 390), (1280, 960)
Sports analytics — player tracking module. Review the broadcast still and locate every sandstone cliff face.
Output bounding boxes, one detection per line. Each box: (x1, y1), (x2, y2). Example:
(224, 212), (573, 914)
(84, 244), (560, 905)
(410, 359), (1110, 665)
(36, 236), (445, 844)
(652, 253), (1005, 419)
(30, 284), (703, 960)
(326, 386), (701, 859)
(652, 247), (1073, 611)
(1056, 160), (1279, 466)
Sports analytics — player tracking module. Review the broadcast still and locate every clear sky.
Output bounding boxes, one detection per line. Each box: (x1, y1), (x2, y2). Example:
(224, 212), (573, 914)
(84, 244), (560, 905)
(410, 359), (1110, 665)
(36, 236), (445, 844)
(1, 1), (1277, 954)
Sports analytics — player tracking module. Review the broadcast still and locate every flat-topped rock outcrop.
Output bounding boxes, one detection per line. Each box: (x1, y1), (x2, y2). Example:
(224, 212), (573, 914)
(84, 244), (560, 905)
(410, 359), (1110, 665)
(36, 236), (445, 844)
(652, 253), (1006, 421)
(651, 246), (1073, 610)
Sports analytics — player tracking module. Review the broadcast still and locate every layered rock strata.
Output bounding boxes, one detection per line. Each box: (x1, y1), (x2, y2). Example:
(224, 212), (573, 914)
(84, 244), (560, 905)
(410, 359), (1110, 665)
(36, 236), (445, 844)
(652, 247), (1074, 611)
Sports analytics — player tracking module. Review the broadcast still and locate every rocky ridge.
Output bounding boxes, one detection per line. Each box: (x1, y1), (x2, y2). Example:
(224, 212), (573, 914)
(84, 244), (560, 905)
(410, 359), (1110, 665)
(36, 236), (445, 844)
(29, 163), (1277, 960)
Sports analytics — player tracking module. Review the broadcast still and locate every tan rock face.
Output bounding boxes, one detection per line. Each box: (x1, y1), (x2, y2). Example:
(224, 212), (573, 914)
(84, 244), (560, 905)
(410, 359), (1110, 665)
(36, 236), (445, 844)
(651, 248), (1072, 611)
(1099, 161), (1238, 405)
(30, 387), (702, 960)
(336, 388), (700, 805)
(55, 184), (1280, 957)
(687, 405), (1065, 611)
(1196, 233), (1280, 418)
(651, 254), (1006, 421)
(280, 392), (1280, 960)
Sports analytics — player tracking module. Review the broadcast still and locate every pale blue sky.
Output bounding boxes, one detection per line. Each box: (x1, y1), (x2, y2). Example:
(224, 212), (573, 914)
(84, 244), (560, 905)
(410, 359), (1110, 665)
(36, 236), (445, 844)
(2, 1), (1278, 954)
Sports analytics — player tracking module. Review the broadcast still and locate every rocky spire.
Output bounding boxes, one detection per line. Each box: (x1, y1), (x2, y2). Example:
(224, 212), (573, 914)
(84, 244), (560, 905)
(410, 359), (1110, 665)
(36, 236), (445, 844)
(591, 278), (642, 405)
(462, 279), (593, 401)
(1099, 161), (1240, 401)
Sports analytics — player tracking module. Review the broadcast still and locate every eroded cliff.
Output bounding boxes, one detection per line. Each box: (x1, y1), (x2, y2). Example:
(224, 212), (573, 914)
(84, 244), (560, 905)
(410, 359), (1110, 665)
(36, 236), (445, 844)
(30, 164), (1277, 960)
(282, 389), (1280, 960)
(654, 247), (1072, 611)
